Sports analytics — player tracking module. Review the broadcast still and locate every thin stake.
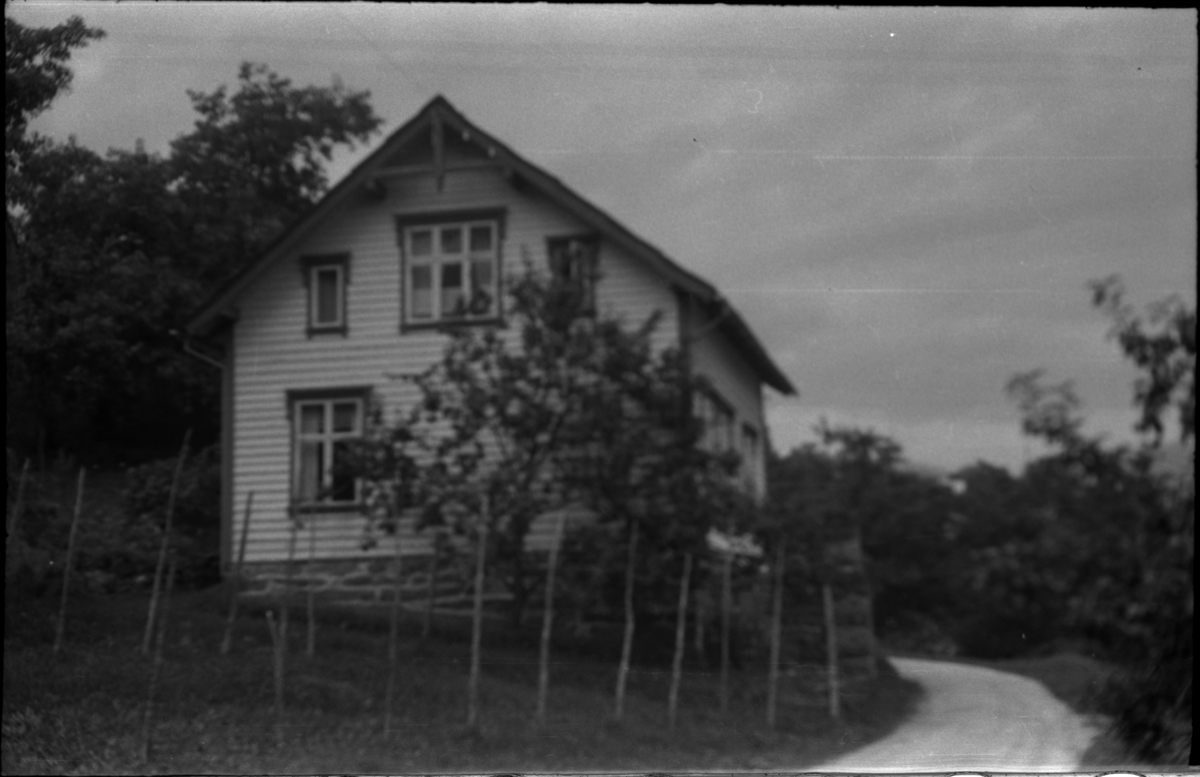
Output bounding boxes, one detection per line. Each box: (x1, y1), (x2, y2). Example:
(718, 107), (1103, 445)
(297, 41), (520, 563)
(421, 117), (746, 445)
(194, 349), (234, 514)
(535, 512), (567, 725)
(421, 532), (441, 644)
(823, 582), (841, 721)
(719, 548), (733, 714)
(143, 430), (192, 655)
(306, 519), (316, 658)
(265, 610), (286, 747)
(220, 491), (255, 655)
(53, 468), (86, 656)
(384, 524), (404, 735)
(667, 552), (693, 731)
(466, 499), (489, 729)
(141, 556), (177, 762)
(614, 519), (639, 721)
(766, 539), (786, 728)
(6, 458), (31, 556)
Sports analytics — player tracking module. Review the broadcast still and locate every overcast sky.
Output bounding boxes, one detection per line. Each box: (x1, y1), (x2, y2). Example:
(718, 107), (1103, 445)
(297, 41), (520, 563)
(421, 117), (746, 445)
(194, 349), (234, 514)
(13, 3), (1197, 473)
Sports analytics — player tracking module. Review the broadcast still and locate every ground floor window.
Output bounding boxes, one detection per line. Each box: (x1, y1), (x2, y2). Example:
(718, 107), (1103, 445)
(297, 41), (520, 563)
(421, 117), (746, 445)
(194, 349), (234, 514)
(288, 389), (368, 508)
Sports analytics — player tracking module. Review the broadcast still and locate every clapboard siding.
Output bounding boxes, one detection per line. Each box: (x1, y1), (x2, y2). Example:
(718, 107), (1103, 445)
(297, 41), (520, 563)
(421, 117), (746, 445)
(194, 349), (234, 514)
(231, 164), (679, 563)
(689, 309), (767, 498)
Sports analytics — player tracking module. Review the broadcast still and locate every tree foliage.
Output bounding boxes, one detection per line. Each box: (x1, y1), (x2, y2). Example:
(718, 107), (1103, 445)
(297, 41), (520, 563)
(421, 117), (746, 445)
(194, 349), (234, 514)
(4, 15), (105, 187)
(990, 277), (1194, 762)
(6, 17), (383, 461)
(349, 262), (746, 631)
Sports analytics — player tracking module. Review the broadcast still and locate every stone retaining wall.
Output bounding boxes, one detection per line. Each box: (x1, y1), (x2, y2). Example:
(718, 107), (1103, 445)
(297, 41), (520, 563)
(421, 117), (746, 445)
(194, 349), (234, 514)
(235, 554), (488, 604)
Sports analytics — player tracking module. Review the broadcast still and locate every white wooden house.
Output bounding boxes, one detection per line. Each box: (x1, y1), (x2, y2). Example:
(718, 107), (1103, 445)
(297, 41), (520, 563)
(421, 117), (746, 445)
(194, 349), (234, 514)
(185, 96), (795, 597)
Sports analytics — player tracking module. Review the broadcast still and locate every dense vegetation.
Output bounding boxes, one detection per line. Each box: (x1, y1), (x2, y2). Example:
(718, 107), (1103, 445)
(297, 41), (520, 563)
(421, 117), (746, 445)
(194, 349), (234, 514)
(6, 15), (382, 465)
(777, 277), (1193, 763)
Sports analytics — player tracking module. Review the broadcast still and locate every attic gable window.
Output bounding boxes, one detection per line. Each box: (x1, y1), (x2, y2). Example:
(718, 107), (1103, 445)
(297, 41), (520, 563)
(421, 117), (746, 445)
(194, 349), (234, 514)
(397, 209), (505, 329)
(301, 254), (349, 335)
(694, 388), (735, 454)
(741, 423), (760, 489)
(547, 235), (599, 316)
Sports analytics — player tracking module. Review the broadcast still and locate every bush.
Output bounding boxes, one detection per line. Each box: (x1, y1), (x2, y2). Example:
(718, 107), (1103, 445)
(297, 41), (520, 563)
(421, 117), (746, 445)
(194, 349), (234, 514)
(1101, 658), (1192, 764)
(5, 446), (221, 598)
(122, 443), (221, 589)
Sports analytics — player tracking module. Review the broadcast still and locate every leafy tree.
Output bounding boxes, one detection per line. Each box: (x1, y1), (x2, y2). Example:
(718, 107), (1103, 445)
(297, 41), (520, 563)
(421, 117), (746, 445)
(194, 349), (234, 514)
(767, 427), (963, 656)
(4, 14), (105, 192)
(169, 62), (382, 285)
(6, 38), (383, 462)
(997, 277), (1194, 762)
(1090, 274), (1195, 445)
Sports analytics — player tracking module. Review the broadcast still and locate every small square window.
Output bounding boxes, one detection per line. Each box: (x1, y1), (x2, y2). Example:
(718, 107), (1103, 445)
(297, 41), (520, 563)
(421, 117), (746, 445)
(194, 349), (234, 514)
(302, 254), (349, 334)
(547, 236), (598, 316)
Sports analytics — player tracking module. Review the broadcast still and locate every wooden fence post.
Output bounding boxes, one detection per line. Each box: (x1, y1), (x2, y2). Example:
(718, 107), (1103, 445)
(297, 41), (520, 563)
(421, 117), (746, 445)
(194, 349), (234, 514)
(140, 556), (177, 762)
(466, 498), (489, 729)
(823, 582), (841, 721)
(613, 519), (639, 721)
(535, 512), (566, 725)
(306, 519), (317, 658)
(667, 551), (693, 731)
(265, 610), (286, 747)
(766, 539), (786, 728)
(5, 458), (30, 557)
(53, 467), (85, 656)
(719, 547), (733, 715)
(143, 430), (191, 655)
(384, 524), (404, 735)
(220, 491), (254, 655)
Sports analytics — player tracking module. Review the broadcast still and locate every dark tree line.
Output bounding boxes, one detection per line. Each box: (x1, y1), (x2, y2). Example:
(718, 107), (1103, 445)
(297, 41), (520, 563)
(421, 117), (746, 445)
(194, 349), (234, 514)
(6, 15), (383, 464)
(769, 277), (1192, 763)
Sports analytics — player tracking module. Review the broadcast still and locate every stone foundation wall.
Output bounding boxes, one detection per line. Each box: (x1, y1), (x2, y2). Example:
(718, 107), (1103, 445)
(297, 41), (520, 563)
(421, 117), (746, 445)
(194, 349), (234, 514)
(235, 554), (492, 605)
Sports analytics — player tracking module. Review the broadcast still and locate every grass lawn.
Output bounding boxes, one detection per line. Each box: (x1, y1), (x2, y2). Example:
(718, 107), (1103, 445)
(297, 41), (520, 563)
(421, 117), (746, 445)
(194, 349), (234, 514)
(4, 585), (921, 774)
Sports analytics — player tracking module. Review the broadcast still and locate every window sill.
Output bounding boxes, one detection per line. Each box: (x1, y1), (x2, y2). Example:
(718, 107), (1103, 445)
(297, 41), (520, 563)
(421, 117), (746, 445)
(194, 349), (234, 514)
(306, 325), (348, 338)
(400, 317), (505, 334)
(291, 503), (365, 516)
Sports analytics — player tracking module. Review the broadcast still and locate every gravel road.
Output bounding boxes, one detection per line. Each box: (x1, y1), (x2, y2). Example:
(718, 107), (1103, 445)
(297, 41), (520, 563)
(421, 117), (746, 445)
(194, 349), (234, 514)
(808, 657), (1104, 772)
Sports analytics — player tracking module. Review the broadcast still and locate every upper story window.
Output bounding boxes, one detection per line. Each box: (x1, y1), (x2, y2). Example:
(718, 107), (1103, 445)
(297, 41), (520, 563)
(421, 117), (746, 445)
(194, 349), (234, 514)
(547, 235), (599, 316)
(301, 254), (349, 335)
(288, 388), (368, 511)
(397, 209), (505, 328)
(740, 423), (760, 484)
(694, 388), (735, 454)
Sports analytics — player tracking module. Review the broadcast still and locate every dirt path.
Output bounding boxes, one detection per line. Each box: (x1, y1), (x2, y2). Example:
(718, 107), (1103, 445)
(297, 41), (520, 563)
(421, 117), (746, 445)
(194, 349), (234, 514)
(809, 657), (1103, 771)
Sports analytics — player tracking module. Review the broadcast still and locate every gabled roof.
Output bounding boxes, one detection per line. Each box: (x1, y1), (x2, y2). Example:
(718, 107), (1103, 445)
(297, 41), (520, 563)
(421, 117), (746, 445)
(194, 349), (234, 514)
(186, 95), (795, 396)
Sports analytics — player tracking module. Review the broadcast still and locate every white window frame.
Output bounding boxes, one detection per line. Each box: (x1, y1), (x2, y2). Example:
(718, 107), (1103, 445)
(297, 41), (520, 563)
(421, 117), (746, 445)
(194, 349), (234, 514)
(301, 254), (349, 335)
(291, 395), (365, 508)
(400, 218), (501, 326)
(741, 423), (760, 487)
(310, 265), (345, 329)
(694, 388), (735, 454)
(547, 235), (599, 316)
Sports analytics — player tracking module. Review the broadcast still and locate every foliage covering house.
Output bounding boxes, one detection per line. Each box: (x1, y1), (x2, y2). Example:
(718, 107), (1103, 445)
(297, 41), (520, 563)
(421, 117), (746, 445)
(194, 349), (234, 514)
(185, 96), (795, 593)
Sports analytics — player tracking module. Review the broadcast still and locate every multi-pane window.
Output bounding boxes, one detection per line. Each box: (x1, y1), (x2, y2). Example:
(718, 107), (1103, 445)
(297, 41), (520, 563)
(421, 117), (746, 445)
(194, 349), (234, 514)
(694, 389), (735, 454)
(741, 423), (760, 485)
(292, 396), (363, 506)
(547, 236), (598, 315)
(302, 254), (349, 334)
(402, 220), (499, 324)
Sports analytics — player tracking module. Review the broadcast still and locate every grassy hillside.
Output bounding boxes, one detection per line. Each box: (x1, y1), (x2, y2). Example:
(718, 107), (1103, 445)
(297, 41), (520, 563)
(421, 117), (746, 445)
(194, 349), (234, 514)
(3, 585), (920, 774)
